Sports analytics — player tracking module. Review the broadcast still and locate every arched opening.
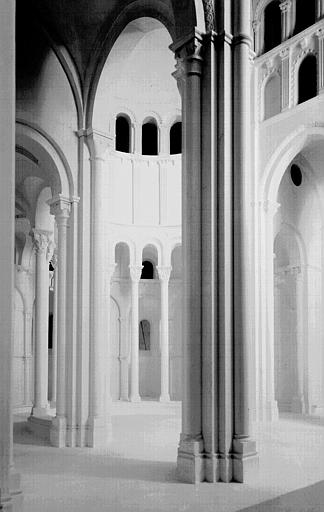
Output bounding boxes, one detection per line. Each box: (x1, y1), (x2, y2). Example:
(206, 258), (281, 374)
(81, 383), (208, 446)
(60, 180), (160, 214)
(170, 121), (182, 154)
(115, 115), (131, 153)
(141, 260), (154, 279)
(271, 146), (324, 421)
(142, 119), (158, 155)
(263, 1), (282, 53)
(298, 55), (317, 104)
(294, 0), (316, 35)
(264, 74), (281, 120)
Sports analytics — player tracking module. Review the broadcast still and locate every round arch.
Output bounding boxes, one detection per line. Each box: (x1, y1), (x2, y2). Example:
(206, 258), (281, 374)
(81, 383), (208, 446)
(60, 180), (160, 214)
(16, 120), (74, 198)
(261, 125), (324, 205)
(85, 0), (206, 127)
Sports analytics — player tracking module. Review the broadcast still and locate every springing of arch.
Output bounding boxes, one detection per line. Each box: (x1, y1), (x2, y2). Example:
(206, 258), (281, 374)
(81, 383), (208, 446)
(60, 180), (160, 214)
(115, 114), (131, 153)
(298, 54), (317, 104)
(170, 121), (182, 154)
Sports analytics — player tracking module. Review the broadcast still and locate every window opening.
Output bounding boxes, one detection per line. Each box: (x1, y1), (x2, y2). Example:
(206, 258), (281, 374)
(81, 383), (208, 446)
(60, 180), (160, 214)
(264, 1), (282, 53)
(139, 320), (150, 350)
(142, 121), (158, 155)
(298, 55), (317, 104)
(141, 261), (154, 279)
(170, 122), (182, 154)
(116, 115), (130, 153)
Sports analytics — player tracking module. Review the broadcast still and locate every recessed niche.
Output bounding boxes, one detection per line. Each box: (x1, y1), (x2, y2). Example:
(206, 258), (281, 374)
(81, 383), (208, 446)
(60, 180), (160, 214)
(290, 164), (302, 187)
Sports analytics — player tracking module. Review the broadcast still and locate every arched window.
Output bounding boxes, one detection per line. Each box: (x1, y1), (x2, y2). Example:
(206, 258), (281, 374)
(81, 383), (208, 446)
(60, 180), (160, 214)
(139, 320), (150, 351)
(294, 0), (316, 35)
(142, 120), (158, 155)
(115, 115), (131, 153)
(298, 55), (317, 104)
(264, 74), (281, 120)
(264, 1), (281, 53)
(141, 260), (154, 279)
(170, 121), (182, 154)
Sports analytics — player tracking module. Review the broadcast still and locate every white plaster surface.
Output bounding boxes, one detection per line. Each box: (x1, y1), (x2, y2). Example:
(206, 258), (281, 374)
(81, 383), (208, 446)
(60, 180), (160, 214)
(14, 403), (324, 512)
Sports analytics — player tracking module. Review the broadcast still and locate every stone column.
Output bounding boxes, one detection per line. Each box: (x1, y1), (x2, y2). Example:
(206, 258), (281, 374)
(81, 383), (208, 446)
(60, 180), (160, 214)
(316, 29), (324, 94)
(291, 268), (306, 413)
(129, 265), (142, 402)
(280, 47), (290, 110)
(85, 130), (113, 446)
(171, 30), (204, 483)
(119, 314), (129, 401)
(232, 0), (258, 482)
(280, 0), (293, 41)
(49, 198), (71, 447)
(157, 266), (171, 402)
(50, 251), (58, 406)
(31, 229), (54, 417)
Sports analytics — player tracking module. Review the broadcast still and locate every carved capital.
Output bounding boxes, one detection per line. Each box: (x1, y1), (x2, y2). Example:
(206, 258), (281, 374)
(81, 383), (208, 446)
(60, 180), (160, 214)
(129, 265), (143, 283)
(32, 229), (53, 257)
(48, 195), (71, 223)
(170, 31), (204, 76)
(157, 266), (172, 282)
(279, 47), (290, 59)
(279, 0), (292, 13)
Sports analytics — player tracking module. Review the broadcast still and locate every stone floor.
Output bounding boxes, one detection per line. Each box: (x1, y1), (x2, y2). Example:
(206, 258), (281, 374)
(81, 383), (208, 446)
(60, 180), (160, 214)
(13, 402), (324, 512)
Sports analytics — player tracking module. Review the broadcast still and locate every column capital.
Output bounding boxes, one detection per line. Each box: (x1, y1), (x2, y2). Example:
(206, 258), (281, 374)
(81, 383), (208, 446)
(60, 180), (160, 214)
(279, 47), (290, 59)
(129, 265), (143, 283)
(170, 30), (204, 75)
(316, 27), (324, 39)
(84, 128), (114, 159)
(31, 228), (53, 256)
(48, 195), (71, 221)
(279, 0), (292, 12)
(157, 266), (172, 282)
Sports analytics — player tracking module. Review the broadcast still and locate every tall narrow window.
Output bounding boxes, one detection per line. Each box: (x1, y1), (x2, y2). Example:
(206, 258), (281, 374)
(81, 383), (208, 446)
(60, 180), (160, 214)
(139, 320), (151, 351)
(298, 55), (317, 104)
(170, 121), (182, 154)
(115, 115), (130, 153)
(141, 260), (154, 279)
(142, 120), (158, 155)
(294, 0), (316, 35)
(264, 1), (281, 53)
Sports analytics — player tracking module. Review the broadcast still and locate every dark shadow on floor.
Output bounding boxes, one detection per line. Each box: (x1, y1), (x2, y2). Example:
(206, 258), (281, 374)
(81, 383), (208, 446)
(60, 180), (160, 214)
(239, 480), (324, 512)
(14, 421), (51, 446)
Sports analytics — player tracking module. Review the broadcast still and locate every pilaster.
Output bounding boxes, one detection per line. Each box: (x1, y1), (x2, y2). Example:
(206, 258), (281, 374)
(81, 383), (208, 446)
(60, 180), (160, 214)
(280, 47), (291, 110)
(280, 0), (293, 40)
(157, 266), (172, 402)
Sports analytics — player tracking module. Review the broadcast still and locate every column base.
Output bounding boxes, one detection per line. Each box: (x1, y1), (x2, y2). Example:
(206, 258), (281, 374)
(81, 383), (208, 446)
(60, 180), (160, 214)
(176, 434), (205, 483)
(9, 470), (23, 511)
(291, 396), (306, 414)
(31, 404), (51, 418)
(232, 438), (259, 483)
(159, 394), (170, 403)
(50, 416), (66, 447)
(204, 453), (220, 483)
(129, 395), (141, 403)
(86, 416), (112, 447)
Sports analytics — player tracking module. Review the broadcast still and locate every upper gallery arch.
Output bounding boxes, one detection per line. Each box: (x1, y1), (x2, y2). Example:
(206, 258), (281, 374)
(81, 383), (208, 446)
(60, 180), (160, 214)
(85, 0), (206, 128)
